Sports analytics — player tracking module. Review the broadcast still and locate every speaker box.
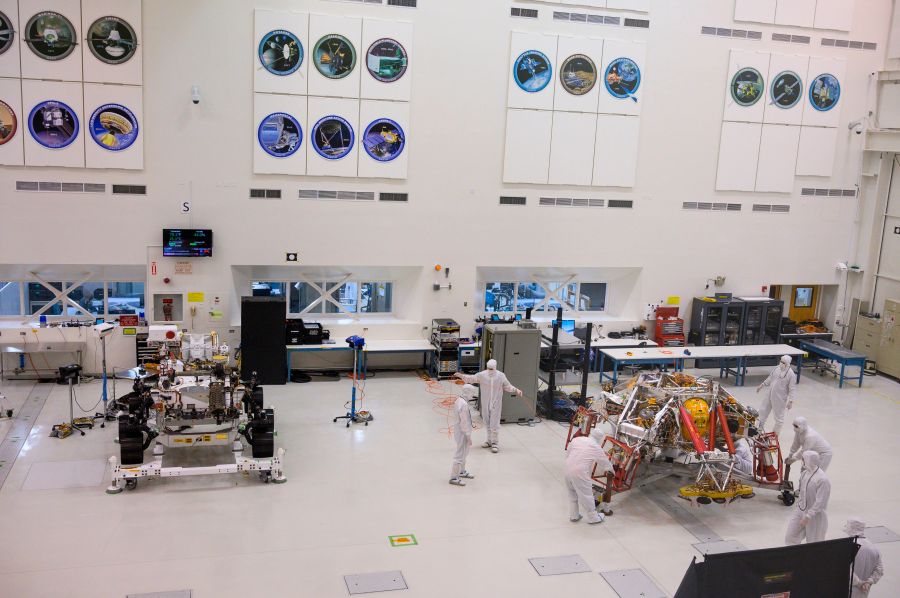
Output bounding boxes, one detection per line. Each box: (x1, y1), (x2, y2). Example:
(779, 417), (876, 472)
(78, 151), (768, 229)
(241, 297), (287, 384)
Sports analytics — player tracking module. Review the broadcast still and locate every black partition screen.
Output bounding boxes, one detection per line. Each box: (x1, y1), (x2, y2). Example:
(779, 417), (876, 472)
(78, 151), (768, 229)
(241, 296), (287, 385)
(676, 538), (858, 598)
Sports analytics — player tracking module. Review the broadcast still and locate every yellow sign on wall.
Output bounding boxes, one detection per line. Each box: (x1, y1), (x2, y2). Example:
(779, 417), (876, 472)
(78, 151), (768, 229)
(187, 292), (205, 303)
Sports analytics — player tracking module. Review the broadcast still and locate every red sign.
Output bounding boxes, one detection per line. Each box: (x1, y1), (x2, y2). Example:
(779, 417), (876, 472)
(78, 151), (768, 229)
(151, 261), (157, 276)
(119, 315), (139, 326)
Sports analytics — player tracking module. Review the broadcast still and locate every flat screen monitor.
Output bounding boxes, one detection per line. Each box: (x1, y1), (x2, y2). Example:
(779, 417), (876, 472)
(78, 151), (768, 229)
(163, 229), (213, 257)
(552, 319), (576, 333)
(794, 287), (813, 308)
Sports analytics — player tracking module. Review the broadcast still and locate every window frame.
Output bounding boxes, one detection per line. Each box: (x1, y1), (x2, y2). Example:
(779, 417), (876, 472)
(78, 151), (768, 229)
(483, 279), (608, 318)
(0, 279), (146, 320)
(260, 279), (395, 317)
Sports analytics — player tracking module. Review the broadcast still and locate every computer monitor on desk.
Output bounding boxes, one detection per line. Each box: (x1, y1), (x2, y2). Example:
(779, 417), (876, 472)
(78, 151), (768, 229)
(552, 319), (575, 334)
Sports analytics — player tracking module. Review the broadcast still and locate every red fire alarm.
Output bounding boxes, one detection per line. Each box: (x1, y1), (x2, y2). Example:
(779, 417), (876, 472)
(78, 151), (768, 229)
(761, 285), (768, 293)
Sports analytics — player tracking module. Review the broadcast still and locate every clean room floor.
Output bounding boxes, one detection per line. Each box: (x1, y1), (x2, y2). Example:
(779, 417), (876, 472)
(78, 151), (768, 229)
(0, 366), (898, 598)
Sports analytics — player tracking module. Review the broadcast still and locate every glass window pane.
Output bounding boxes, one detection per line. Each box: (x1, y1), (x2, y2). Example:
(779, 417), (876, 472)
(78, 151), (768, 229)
(108, 282), (145, 315)
(484, 282), (515, 312)
(516, 282), (542, 312)
(290, 282), (321, 313)
(326, 282), (358, 313)
(537, 282), (563, 311)
(0, 282), (21, 315)
(67, 282), (104, 315)
(578, 283), (607, 311)
(251, 281), (286, 297)
(360, 282), (392, 313)
(28, 282), (63, 315)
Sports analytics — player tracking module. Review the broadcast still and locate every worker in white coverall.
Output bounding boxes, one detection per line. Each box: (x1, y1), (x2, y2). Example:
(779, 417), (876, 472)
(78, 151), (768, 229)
(844, 517), (884, 597)
(756, 355), (797, 435)
(785, 450), (831, 545)
(733, 437), (754, 476)
(449, 384), (476, 487)
(786, 416), (833, 471)
(565, 432), (614, 524)
(454, 359), (522, 453)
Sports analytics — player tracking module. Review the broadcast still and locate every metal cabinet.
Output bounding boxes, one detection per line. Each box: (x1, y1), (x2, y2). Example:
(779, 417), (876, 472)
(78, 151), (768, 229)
(852, 315), (882, 361)
(878, 299), (900, 378)
(689, 299), (745, 367)
(482, 323), (540, 423)
(741, 298), (784, 366)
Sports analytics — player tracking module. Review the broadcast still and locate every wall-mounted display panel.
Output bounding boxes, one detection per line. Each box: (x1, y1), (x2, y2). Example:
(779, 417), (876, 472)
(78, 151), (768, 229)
(724, 50), (771, 124)
(763, 53), (809, 126)
(802, 56), (845, 128)
(307, 95), (359, 177)
(81, 0), (142, 85)
(503, 109), (552, 184)
(83, 82), (143, 170)
(775, 0), (816, 28)
(358, 99), (408, 179)
(22, 79), (84, 168)
(553, 37), (603, 114)
(814, 0), (854, 31)
(0, 76), (23, 165)
(553, 36), (603, 113)
(0, 0), (21, 78)
(755, 124), (800, 192)
(592, 114), (639, 187)
(360, 18), (412, 102)
(548, 111), (596, 186)
(253, 92), (307, 176)
(308, 13), (362, 99)
(796, 125), (837, 176)
(254, 9), (309, 96)
(734, 0), (777, 24)
(19, 0), (82, 82)
(597, 39), (645, 116)
(507, 31), (557, 111)
(715, 121), (762, 191)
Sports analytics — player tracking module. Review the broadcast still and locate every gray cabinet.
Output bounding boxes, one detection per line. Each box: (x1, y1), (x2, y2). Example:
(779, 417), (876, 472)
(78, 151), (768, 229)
(482, 323), (540, 423)
(878, 299), (900, 379)
(852, 315), (881, 361)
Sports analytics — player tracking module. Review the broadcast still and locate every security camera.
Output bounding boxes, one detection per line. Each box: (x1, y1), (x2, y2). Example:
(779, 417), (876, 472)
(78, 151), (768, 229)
(848, 119), (864, 135)
(191, 85), (201, 105)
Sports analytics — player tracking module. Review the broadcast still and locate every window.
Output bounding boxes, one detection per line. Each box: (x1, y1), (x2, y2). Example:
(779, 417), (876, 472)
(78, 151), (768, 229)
(360, 282), (392, 313)
(326, 282), (358, 314)
(578, 283), (607, 311)
(28, 282), (63, 315)
(0, 282), (21, 315)
(67, 282), (104, 315)
(252, 281), (286, 298)
(484, 280), (608, 316)
(290, 282), (321, 313)
(484, 282), (515, 312)
(108, 282), (145, 315)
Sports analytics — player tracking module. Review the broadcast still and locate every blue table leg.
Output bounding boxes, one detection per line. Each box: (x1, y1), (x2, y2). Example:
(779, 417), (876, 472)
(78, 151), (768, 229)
(796, 355), (802, 384)
(612, 358), (619, 384)
(599, 353), (606, 384)
(286, 349), (292, 381)
(839, 361), (845, 389)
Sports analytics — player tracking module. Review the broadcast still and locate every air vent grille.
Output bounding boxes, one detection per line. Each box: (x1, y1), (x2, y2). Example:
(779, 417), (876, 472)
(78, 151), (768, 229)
(17, 181), (107, 193)
(800, 187), (857, 197)
(499, 196), (527, 206)
(380, 192), (408, 202)
(267, 189), (282, 199)
(386, 0), (416, 6)
(607, 200), (633, 209)
(299, 189), (377, 201)
(623, 18), (650, 29)
(84, 183), (106, 193)
(821, 38), (877, 51)
(753, 204), (791, 213)
(539, 197), (608, 208)
(39, 182), (62, 192)
(702, 26), (763, 40)
(554, 11), (622, 26)
(112, 184), (147, 195)
(683, 202), (742, 211)
(510, 7), (538, 18)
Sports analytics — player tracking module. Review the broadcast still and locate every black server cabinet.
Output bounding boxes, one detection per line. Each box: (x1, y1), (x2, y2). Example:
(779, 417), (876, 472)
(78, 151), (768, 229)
(742, 299), (784, 366)
(241, 296), (287, 385)
(689, 298), (745, 368)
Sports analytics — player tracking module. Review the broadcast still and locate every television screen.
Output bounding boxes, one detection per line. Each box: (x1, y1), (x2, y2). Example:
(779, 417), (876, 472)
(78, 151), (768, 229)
(794, 287), (813, 308)
(552, 319), (576, 333)
(163, 229), (213, 257)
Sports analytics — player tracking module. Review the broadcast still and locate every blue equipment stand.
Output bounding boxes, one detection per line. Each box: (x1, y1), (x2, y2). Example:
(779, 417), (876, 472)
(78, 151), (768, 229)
(333, 336), (373, 428)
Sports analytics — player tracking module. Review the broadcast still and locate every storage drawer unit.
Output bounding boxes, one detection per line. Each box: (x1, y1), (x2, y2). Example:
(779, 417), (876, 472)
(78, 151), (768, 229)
(878, 299), (900, 378)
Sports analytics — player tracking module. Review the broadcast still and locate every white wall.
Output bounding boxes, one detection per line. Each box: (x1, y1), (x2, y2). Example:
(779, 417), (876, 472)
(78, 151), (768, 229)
(0, 0), (895, 368)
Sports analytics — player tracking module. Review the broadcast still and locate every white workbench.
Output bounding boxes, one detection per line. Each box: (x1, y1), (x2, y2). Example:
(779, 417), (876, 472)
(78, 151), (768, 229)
(598, 344), (806, 386)
(286, 339), (434, 378)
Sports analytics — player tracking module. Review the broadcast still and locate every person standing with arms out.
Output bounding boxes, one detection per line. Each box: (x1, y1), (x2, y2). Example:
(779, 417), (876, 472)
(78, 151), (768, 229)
(449, 384), (476, 487)
(757, 355), (797, 435)
(844, 517), (884, 597)
(565, 431), (614, 524)
(785, 450), (831, 545)
(454, 359), (522, 453)
(786, 416), (833, 471)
